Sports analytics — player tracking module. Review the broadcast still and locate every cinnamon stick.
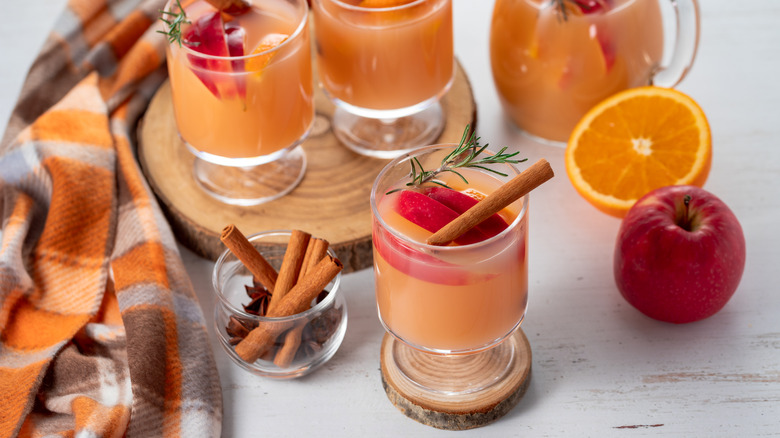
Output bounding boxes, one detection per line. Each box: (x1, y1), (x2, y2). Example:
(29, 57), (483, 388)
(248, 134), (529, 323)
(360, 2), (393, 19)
(235, 255), (343, 363)
(298, 238), (329, 282)
(297, 241), (315, 282)
(220, 224), (277, 291)
(426, 158), (554, 246)
(267, 230), (311, 314)
(274, 237), (331, 368)
(273, 325), (305, 368)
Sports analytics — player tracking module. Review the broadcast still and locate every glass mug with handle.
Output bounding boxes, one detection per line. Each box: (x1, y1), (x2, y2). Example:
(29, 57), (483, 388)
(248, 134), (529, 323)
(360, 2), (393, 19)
(490, 0), (700, 144)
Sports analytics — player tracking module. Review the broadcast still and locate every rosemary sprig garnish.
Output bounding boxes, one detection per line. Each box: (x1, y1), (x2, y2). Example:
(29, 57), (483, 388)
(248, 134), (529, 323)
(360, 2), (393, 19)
(552, 0), (570, 21)
(158, 0), (199, 47)
(389, 126), (526, 194)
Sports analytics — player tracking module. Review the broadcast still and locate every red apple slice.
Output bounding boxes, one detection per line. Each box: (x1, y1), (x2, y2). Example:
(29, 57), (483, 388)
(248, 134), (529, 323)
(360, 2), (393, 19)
(373, 225), (475, 286)
(183, 11), (238, 98)
(574, 0), (616, 72)
(395, 190), (487, 245)
(570, 0), (611, 14)
(225, 22), (246, 98)
(594, 26), (616, 72)
(372, 190), (505, 285)
(422, 187), (509, 239)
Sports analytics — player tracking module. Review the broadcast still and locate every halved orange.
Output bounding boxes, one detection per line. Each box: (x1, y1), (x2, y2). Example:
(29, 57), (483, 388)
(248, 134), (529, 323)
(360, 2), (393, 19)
(565, 86), (711, 218)
(245, 33), (289, 77)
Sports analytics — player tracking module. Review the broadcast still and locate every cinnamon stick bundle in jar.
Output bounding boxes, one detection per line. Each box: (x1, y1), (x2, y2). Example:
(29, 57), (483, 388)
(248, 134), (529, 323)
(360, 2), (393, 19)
(235, 254), (343, 363)
(219, 225), (344, 366)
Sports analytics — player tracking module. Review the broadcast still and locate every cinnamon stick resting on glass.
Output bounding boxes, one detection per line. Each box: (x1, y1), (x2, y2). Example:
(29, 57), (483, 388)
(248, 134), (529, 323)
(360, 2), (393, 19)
(427, 158), (554, 246)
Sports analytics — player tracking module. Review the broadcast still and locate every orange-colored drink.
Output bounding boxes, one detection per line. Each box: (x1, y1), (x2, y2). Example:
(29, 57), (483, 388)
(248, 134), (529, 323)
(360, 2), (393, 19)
(312, 0), (454, 112)
(371, 146), (528, 352)
(490, 0), (664, 142)
(166, 0), (313, 160)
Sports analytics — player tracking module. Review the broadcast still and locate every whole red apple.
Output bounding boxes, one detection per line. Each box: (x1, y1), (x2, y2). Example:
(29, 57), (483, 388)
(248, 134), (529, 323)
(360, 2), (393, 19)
(614, 185), (746, 324)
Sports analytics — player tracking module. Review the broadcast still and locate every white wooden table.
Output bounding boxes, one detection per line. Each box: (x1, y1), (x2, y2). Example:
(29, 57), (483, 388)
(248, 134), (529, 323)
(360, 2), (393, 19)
(2, 1), (778, 436)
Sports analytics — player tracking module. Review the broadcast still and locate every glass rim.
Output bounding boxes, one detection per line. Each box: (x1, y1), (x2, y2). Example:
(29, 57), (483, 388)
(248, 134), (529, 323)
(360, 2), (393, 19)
(370, 143), (529, 253)
(212, 229), (342, 322)
(325, 0), (429, 12)
(164, 0), (309, 61)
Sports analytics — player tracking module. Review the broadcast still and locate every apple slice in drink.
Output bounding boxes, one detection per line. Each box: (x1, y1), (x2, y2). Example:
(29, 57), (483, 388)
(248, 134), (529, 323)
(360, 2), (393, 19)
(184, 11), (242, 99)
(225, 22), (247, 97)
(572, 0), (616, 72)
(373, 225), (476, 286)
(570, 0), (611, 14)
(373, 190), (497, 285)
(394, 190), (487, 245)
(422, 186), (509, 239)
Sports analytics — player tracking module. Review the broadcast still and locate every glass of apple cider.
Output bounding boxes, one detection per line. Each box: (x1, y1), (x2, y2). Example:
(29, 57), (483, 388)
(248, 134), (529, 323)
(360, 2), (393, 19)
(489, 0), (700, 144)
(164, 0), (313, 205)
(311, 0), (454, 158)
(370, 143), (529, 394)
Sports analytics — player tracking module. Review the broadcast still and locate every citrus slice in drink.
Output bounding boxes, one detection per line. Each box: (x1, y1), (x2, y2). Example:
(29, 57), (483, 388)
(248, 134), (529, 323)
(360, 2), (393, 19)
(565, 86), (712, 218)
(245, 33), (289, 78)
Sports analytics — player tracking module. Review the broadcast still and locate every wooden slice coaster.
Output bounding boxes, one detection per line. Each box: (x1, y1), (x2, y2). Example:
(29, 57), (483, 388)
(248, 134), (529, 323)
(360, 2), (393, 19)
(136, 60), (476, 272)
(380, 329), (532, 430)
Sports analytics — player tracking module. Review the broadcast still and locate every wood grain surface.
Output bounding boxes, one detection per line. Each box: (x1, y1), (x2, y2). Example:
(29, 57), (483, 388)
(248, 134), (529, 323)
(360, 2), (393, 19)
(137, 59), (476, 270)
(380, 329), (532, 430)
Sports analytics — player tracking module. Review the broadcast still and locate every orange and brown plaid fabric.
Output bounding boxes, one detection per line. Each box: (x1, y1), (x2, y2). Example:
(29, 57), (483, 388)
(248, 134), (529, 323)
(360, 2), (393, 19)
(0, 0), (222, 437)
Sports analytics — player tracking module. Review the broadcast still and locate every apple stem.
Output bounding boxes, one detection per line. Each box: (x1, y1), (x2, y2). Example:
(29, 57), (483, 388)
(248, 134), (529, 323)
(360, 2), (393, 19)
(681, 194), (693, 231)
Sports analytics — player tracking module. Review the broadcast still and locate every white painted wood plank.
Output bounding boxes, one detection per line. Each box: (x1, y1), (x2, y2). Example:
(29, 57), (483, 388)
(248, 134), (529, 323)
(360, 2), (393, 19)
(2, 0), (778, 436)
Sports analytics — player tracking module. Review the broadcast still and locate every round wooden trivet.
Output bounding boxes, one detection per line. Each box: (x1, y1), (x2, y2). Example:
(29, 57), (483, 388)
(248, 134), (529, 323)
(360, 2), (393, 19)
(380, 329), (532, 430)
(137, 59), (476, 271)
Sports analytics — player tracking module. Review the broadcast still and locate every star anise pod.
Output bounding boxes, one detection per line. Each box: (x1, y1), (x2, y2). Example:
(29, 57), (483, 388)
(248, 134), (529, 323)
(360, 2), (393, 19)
(244, 280), (272, 316)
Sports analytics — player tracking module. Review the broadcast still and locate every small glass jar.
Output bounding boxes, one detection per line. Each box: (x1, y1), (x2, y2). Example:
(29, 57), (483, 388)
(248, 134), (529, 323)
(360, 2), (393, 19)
(212, 230), (347, 378)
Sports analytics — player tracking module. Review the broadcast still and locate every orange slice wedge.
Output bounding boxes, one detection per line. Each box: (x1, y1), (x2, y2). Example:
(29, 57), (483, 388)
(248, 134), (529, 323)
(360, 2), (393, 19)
(460, 188), (486, 202)
(245, 33), (289, 77)
(565, 86), (712, 218)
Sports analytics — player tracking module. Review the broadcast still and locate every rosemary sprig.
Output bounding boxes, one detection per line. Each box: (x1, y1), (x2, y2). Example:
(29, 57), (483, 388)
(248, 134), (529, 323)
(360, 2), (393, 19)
(158, 0), (199, 47)
(389, 125), (526, 193)
(552, 0), (570, 21)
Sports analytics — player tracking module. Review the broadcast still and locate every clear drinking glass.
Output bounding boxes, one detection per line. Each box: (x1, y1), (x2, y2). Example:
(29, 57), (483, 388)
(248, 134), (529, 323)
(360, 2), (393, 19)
(165, 0), (313, 205)
(489, 0), (700, 144)
(371, 144), (529, 394)
(312, 0), (454, 158)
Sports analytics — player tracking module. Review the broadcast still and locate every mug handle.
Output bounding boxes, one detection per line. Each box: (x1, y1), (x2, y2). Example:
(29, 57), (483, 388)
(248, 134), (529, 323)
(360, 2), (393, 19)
(651, 0), (700, 87)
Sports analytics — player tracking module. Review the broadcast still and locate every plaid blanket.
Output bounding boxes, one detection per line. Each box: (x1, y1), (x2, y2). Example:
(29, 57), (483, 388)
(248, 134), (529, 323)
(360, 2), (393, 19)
(0, 0), (222, 436)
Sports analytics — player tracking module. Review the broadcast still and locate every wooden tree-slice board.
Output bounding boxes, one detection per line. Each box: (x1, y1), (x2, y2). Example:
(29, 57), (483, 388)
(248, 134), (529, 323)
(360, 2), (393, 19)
(380, 329), (532, 430)
(137, 59), (476, 272)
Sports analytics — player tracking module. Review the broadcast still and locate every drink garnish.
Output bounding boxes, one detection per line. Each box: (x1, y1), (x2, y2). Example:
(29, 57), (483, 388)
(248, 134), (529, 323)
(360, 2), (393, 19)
(548, 0), (615, 71)
(246, 33), (290, 78)
(158, 0), (200, 48)
(422, 187), (509, 239)
(388, 125), (526, 194)
(552, 0), (612, 21)
(427, 159), (554, 246)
